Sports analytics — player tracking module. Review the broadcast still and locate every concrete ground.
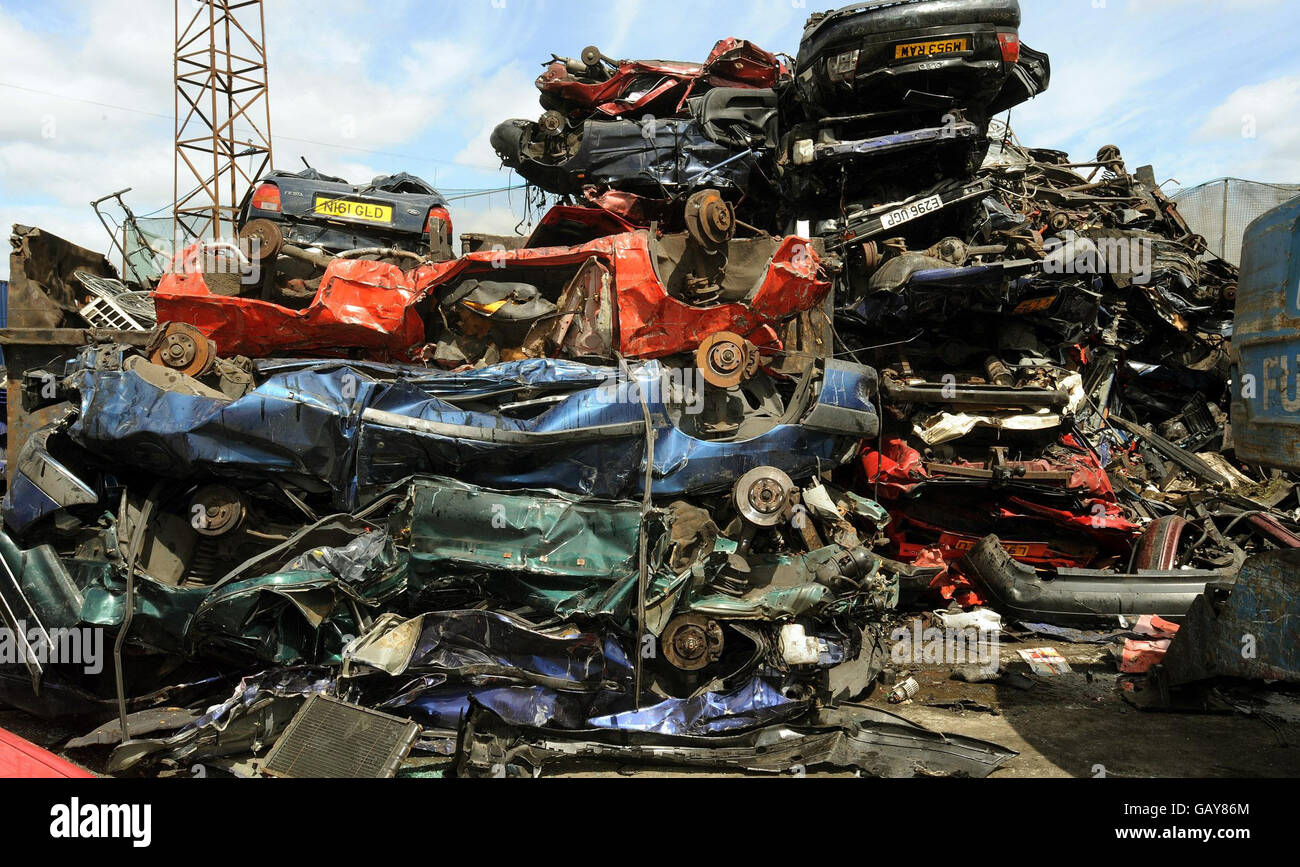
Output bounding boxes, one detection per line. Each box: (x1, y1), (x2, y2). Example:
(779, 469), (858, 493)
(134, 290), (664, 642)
(4, 639), (1298, 778)
(554, 640), (1300, 779)
(882, 640), (1300, 779)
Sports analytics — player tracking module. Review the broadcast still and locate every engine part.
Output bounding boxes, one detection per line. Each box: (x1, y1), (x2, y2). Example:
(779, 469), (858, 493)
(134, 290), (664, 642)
(779, 624), (821, 666)
(883, 379), (1071, 410)
(815, 546), (877, 591)
(263, 695), (420, 779)
(189, 485), (247, 538)
(888, 677), (920, 704)
(984, 356), (1015, 387)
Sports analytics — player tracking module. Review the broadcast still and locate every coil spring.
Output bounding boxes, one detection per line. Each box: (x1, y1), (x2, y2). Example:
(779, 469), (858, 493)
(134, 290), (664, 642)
(188, 538), (223, 585)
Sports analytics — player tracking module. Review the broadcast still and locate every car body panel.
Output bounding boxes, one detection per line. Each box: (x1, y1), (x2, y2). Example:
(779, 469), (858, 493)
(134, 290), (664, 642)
(154, 258), (425, 362)
(494, 116), (764, 199)
(2, 424), (100, 534)
(1231, 195), (1300, 471)
(0, 727), (94, 778)
(864, 437), (1138, 572)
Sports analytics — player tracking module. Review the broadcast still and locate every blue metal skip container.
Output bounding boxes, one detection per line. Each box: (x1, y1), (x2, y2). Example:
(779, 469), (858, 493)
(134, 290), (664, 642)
(1233, 194), (1300, 470)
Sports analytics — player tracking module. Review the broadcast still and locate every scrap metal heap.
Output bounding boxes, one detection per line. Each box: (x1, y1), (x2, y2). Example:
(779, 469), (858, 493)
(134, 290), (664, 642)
(1, 0), (1297, 777)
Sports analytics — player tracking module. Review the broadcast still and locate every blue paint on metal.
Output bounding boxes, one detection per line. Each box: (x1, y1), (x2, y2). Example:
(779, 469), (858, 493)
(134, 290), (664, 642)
(585, 677), (806, 735)
(1159, 550), (1300, 686)
(1232, 194), (1300, 469)
(62, 346), (878, 508)
(1, 473), (64, 535)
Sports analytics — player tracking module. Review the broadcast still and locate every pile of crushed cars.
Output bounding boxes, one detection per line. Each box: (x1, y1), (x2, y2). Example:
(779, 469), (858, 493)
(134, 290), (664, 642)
(1, 0), (1296, 778)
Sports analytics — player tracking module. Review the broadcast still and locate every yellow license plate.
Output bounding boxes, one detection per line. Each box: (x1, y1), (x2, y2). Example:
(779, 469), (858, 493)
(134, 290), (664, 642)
(895, 38), (968, 60)
(314, 197), (394, 225)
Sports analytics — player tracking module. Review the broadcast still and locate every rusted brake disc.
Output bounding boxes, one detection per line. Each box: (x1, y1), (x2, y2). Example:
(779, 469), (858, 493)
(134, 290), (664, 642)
(696, 331), (760, 389)
(662, 614), (725, 672)
(238, 218), (284, 263)
(734, 466), (795, 528)
(684, 189), (736, 255)
(538, 109), (568, 137)
(149, 322), (217, 378)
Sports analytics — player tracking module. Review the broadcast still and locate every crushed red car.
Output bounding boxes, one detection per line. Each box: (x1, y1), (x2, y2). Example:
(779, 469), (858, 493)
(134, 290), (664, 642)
(0, 727), (93, 778)
(537, 38), (787, 122)
(863, 436), (1140, 573)
(153, 228), (831, 365)
(154, 257), (426, 362)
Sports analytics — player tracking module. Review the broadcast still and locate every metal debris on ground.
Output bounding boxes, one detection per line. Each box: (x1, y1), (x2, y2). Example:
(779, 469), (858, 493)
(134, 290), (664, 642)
(1018, 649), (1073, 677)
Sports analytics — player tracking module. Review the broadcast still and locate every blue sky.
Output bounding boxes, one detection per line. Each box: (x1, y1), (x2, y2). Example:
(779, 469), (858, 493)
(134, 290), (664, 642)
(2, 0), (1299, 278)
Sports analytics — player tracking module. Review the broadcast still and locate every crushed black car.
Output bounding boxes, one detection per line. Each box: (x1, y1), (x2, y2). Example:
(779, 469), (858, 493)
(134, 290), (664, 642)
(782, 0), (1050, 213)
(238, 167), (454, 262)
(793, 0), (1049, 126)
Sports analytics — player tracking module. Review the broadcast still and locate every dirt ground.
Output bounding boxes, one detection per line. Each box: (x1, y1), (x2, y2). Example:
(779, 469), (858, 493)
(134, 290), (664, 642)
(4, 639), (1298, 779)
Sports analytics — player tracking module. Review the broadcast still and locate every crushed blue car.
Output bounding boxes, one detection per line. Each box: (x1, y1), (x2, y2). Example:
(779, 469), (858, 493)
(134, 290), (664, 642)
(7, 346), (877, 527)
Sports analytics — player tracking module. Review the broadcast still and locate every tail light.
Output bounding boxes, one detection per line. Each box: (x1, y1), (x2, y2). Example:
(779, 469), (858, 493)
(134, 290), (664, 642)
(426, 206), (453, 240)
(251, 183), (281, 213)
(997, 32), (1021, 64)
(827, 49), (860, 83)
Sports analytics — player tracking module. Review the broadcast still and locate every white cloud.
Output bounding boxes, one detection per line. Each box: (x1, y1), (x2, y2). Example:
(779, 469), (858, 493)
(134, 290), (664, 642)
(452, 62), (545, 170)
(0, 3), (198, 271)
(456, 200), (539, 242)
(1197, 75), (1300, 142)
(597, 0), (646, 58)
(1193, 75), (1300, 180)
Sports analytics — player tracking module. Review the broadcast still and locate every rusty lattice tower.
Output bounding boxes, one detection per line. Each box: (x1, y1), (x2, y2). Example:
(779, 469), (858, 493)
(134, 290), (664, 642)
(174, 0), (274, 242)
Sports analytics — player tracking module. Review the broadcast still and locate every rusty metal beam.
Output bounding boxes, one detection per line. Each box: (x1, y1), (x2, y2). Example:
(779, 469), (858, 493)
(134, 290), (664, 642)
(173, 0), (274, 244)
